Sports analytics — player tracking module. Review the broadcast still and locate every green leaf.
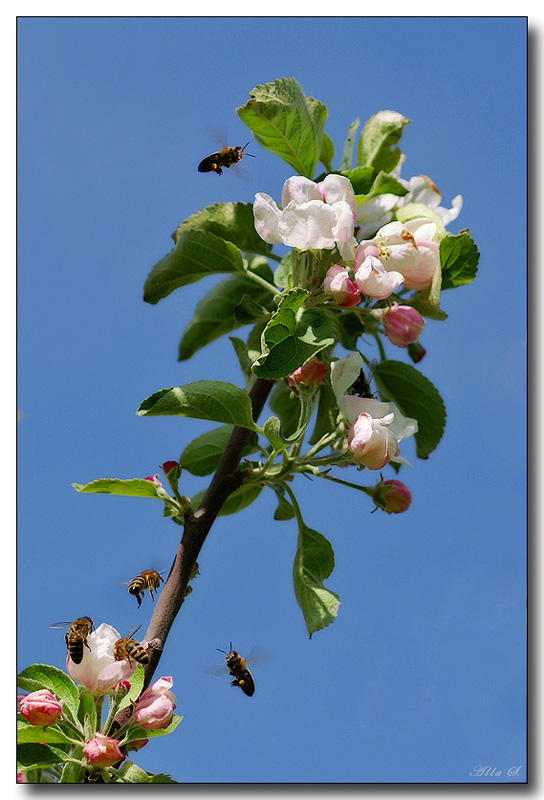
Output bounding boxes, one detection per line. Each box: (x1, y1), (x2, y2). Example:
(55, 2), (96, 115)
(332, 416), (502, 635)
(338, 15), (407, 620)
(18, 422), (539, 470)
(144, 229), (244, 305)
(116, 760), (154, 783)
(373, 360), (446, 459)
(17, 720), (78, 745)
(17, 743), (67, 770)
(149, 774), (179, 783)
(116, 760), (179, 783)
(439, 231), (480, 290)
(336, 311), (366, 350)
(137, 381), (260, 432)
(308, 379), (339, 445)
(172, 202), (272, 256)
(409, 259), (447, 321)
(252, 289), (336, 380)
(272, 485), (296, 521)
(121, 714), (183, 746)
(59, 762), (86, 783)
(319, 131), (334, 172)
(268, 380), (301, 439)
(72, 478), (161, 498)
(234, 293), (273, 324)
(237, 77), (327, 178)
(367, 170), (409, 198)
(18, 664), (79, 719)
(179, 425), (258, 476)
(191, 483), (263, 516)
(339, 118), (360, 171)
(229, 336), (256, 392)
(117, 664), (145, 712)
(293, 523), (340, 638)
(178, 272), (275, 362)
(356, 110), (410, 172)
(274, 253), (293, 289)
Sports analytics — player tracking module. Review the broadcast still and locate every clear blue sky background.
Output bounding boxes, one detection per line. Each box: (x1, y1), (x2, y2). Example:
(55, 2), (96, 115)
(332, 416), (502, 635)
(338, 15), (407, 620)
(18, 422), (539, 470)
(17, 17), (527, 784)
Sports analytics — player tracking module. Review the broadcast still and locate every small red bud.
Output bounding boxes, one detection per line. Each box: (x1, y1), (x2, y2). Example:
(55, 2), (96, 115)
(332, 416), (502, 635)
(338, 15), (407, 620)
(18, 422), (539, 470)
(371, 478), (412, 514)
(407, 342), (427, 363)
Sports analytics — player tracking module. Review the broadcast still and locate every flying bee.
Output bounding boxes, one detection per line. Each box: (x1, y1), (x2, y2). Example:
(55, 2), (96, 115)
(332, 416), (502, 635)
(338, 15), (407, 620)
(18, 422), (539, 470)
(113, 625), (149, 666)
(50, 617), (94, 665)
(198, 142), (255, 175)
(216, 642), (255, 697)
(127, 569), (165, 609)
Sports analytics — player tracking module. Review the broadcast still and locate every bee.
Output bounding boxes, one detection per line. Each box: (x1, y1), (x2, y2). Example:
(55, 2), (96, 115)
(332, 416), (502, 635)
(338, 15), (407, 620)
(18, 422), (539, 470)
(198, 142), (255, 175)
(216, 642), (255, 697)
(127, 569), (165, 608)
(113, 625), (149, 666)
(350, 362), (377, 399)
(50, 617), (94, 665)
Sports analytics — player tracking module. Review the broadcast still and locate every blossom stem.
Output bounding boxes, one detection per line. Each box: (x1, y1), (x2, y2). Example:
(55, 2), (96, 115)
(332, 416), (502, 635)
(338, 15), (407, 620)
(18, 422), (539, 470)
(315, 472), (373, 495)
(243, 269), (281, 295)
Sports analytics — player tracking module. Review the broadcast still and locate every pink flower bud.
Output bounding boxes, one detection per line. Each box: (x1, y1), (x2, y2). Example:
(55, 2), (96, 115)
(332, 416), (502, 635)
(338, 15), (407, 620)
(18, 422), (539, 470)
(134, 676), (176, 730)
(17, 773), (27, 783)
(162, 460), (181, 477)
(19, 690), (62, 727)
(287, 357), (328, 390)
(82, 732), (125, 768)
(371, 478), (412, 514)
(383, 305), (425, 347)
(323, 265), (361, 307)
(407, 341), (426, 363)
(145, 476), (154, 482)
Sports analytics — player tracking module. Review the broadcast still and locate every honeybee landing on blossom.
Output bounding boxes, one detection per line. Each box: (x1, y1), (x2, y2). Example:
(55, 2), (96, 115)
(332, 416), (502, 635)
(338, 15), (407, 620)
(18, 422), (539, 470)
(50, 617), (94, 664)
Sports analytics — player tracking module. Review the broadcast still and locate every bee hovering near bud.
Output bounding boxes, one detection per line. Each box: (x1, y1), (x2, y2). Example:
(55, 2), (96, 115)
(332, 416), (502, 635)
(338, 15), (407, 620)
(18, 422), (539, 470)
(217, 643), (255, 697)
(198, 142), (255, 175)
(50, 617), (94, 665)
(127, 570), (165, 609)
(113, 625), (149, 666)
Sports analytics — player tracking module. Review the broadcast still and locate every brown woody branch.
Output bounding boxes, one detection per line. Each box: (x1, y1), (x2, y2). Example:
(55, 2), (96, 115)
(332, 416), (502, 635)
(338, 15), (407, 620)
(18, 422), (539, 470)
(139, 376), (275, 691)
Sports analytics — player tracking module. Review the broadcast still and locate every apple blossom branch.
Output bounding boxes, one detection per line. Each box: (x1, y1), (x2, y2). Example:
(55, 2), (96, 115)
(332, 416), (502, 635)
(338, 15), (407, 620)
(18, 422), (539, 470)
(140, 376), (275, 692)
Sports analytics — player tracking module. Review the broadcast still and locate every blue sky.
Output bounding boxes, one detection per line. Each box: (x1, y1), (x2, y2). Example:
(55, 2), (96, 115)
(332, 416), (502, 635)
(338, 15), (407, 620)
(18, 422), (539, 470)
(17, 17), (526, 783)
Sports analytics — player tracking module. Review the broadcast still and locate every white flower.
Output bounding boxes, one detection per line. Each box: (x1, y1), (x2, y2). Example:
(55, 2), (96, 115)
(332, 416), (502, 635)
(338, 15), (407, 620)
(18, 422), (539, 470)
(253, 174), (357, 253)
(330, 351), (418, 468)
(66, 623), (137, 694)
(356, 168), (463, 238)
(363, 217), (440, 291)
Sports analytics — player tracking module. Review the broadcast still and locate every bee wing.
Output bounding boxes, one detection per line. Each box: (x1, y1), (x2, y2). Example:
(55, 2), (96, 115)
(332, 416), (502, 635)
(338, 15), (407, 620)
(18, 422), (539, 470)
(208, 124), (227, 150)
(229, 161), (252, 184)
(203, 662), (230, 679)
(49, 622), (72, 630)
(245, 645), (272, 666)
(126, 625), (142, 640)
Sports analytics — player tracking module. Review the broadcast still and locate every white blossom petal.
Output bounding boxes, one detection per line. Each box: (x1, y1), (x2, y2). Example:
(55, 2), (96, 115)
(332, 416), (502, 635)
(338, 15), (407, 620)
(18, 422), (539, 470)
(253, 192), (283, 244)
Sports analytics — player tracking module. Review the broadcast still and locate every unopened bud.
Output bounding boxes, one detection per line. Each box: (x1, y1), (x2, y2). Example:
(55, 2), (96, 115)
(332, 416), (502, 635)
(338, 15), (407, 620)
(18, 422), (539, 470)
(287, 357), (328, 390)
(323, 265), (361, 307)
(383, 304), (425, 347)
(371, 478), (412, 514)
(407, 341), (427, 363)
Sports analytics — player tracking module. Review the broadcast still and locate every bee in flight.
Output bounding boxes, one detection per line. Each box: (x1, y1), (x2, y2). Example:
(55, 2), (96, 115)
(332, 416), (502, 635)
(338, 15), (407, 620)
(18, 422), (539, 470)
(50, 616), (94, 665)
(127, 569), (165, 608)
(216, 642), (255, 697)
(113, 625), (149, 666)
(198, 142), (255, 175)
